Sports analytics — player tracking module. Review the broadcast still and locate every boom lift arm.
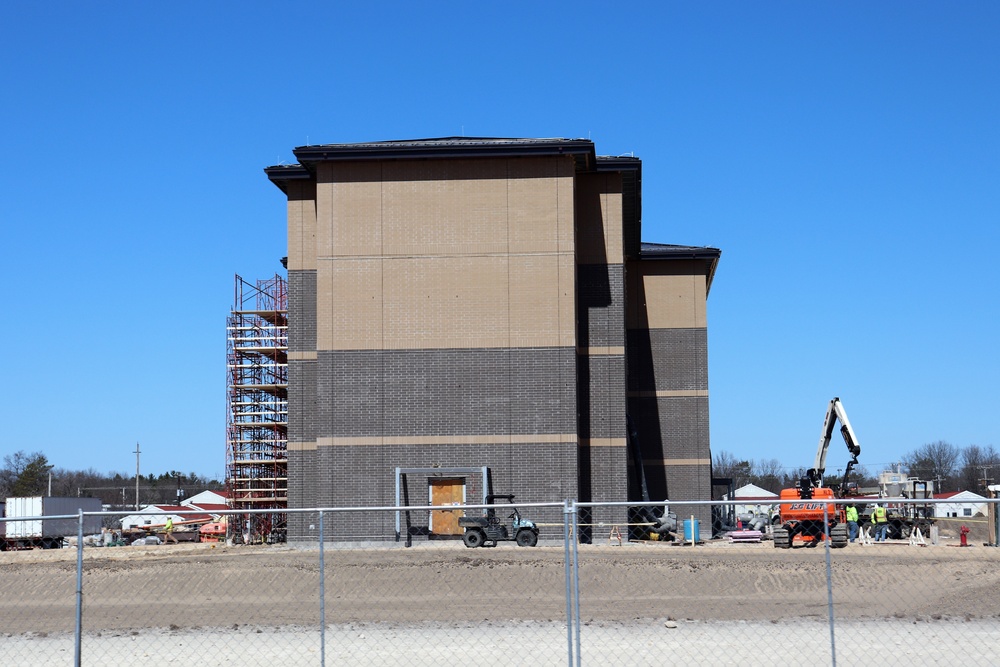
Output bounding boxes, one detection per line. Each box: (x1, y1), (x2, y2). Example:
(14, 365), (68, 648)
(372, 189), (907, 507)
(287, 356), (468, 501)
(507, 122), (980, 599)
(804, 397), (862, 493)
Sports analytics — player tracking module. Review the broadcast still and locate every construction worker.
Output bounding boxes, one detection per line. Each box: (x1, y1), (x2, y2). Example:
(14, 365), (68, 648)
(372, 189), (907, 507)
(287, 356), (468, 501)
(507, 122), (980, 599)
(846, 504), (859, 543)
(164, 517), (177, 544)
(872, 504), (889, 542)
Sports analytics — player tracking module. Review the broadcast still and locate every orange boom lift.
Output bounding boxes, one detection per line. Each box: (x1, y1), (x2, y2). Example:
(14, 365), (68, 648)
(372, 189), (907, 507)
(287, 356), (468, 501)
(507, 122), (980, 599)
(773, 397), (862, 549)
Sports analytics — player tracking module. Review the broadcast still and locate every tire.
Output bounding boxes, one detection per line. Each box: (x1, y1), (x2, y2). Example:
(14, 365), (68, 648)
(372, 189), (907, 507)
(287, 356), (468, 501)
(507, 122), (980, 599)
(516, 529), (538, 547)
(463, 529), (485, 548)
(830, 524), (848, 548)
(772, 527), (791, 549)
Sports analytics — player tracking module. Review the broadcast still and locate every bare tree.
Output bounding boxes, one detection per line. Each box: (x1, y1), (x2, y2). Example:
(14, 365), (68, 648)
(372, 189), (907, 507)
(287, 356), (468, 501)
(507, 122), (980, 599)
(902, 441), (961, 491)
(959, 444), (1000, 492)
(753, 458), (786, 494)
(712, 451), (754, 489)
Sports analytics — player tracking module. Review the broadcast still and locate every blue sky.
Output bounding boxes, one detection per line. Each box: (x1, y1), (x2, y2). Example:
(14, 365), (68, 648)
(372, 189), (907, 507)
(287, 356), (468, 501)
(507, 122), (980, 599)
(2, 3), (997, 483)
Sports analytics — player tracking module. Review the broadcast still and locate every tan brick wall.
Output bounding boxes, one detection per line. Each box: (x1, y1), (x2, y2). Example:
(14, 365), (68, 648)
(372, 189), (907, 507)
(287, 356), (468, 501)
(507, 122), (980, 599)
(507, 158), (576, 255)
(626, 260), (708, 330)
(323, 161), (383, 258)
(317, 258), (381, 351)
(381, 255), (510, 349)
(575, 172), (623, 265)
(312, 156), (578, 351)
(287, 181), (316, 271)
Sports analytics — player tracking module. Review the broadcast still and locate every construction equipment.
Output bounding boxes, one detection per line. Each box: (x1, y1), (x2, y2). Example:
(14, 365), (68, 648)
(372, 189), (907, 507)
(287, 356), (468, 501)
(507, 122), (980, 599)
(806, 397), (862, 496)
(855, 469), (936, 539)
(459, 494), (539, 548)
(773, 398), (860, 549)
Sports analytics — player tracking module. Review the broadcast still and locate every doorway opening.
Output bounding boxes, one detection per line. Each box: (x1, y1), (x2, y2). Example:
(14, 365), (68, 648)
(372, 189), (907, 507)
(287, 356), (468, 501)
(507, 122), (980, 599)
(428, 477), (466, 538)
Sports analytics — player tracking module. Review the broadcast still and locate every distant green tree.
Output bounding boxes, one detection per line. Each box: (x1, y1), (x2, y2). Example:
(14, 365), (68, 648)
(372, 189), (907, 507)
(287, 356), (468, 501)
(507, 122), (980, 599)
(10, 453), (53, 497)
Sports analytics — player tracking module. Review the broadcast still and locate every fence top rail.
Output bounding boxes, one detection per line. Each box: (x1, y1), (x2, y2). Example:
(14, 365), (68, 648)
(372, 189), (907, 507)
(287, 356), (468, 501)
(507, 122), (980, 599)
(5, 497), (995, 522)
(576, 497), (1000, 509)
(5, 501), (568, 521)
(0, 512), (84, 522)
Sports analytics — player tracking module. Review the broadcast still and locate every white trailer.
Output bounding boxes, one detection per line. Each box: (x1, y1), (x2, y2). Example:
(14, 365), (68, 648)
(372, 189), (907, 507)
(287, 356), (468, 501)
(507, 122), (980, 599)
(1, 497), (103, 550)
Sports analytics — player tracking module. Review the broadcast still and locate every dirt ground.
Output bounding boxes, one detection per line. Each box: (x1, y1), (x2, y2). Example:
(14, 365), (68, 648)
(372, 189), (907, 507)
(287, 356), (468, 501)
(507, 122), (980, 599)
(2, 532), (999, 632)
(2, 535), (999, 666)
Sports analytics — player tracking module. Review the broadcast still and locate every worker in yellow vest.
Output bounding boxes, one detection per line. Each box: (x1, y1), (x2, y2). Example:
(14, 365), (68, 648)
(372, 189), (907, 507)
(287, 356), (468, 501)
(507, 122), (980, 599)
(164, 517), (178, 543)
(846, 504), (859, 543)
(872, 504), (888, 542)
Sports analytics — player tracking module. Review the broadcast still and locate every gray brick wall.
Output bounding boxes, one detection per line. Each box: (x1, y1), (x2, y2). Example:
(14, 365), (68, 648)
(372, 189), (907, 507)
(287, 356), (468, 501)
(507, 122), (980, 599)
(576, 261), (629, 531)
(577, 264), (625, 348)
(626, 326), (712, 533)
(287, 360), (316, 445)
(293, 442), (578, 542)
(288, 270), (316, 353)
(627, 328), (708, 393)
(315, 348), (577, 438)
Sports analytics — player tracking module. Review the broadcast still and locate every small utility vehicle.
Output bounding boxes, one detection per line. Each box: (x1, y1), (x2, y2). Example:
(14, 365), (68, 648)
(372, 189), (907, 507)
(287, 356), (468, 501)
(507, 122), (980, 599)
(459, 494), (539, 548)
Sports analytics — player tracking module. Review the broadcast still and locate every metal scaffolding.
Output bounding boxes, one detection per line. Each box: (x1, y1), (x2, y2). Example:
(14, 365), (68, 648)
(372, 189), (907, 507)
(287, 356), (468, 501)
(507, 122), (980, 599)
(226, 274), (288, 543)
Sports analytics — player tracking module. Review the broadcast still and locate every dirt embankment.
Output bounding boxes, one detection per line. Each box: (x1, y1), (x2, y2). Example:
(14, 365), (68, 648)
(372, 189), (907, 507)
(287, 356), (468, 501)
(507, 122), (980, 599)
(1, 539), (998, 634)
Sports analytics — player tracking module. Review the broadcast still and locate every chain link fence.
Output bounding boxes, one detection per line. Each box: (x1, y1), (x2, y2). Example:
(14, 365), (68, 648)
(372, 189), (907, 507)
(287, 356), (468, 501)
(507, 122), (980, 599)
(1, 498), (998, 665)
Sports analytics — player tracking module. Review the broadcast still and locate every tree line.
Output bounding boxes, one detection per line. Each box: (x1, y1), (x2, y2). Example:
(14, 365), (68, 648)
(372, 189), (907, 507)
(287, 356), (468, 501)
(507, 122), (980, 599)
(0, 451), (225, 509)
(713, 440), (999, 496)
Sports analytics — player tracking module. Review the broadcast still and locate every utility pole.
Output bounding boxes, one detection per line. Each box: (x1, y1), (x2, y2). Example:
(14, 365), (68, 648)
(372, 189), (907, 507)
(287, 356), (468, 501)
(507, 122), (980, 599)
(134, 442), (141, 511)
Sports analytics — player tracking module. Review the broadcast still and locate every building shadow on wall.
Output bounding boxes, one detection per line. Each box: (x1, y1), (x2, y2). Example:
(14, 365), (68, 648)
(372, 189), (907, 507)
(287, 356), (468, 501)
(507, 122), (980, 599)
(575, 176), (615, 543)
(625, 273), (667, 509)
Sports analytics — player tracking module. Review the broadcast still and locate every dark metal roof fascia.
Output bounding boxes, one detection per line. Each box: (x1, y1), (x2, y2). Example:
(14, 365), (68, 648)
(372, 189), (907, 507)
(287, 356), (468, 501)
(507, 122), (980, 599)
(264, 164), (312, 194)
(291, 138), (597, 171)
(595, 155), (641, 171)
(640, 243), (721, 260)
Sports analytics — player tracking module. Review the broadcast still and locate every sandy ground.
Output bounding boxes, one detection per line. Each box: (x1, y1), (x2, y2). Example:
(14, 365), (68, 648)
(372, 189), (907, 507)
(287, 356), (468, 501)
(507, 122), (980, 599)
(2, 534), (999, 665)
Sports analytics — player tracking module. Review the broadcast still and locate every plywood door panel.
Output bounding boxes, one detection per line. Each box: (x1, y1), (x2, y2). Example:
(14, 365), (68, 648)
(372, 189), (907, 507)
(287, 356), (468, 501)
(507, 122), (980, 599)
(429, 478), (465, 536)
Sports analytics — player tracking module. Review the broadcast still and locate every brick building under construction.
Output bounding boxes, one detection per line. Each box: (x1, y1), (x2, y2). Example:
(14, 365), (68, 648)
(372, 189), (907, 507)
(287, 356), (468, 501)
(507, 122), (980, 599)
(261, 137), (720, 542)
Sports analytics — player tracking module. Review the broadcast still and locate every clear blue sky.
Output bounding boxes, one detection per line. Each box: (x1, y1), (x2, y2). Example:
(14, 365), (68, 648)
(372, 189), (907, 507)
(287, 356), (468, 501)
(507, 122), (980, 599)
(2, 3), (997, 482)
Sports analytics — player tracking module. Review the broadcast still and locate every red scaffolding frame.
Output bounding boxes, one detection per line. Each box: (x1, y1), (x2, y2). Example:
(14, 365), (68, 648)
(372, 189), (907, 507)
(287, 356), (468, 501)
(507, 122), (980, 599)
(226, 274), (287, 543)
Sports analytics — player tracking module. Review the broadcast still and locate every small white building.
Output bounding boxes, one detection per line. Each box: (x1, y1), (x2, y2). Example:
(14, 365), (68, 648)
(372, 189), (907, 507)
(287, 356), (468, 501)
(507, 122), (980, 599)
(119, 505), (196, 531)
(118, 490), (230, 530)
(724, 483), (779, 519)
(933, 490), (988, 519)
(184, 490), (228, 511)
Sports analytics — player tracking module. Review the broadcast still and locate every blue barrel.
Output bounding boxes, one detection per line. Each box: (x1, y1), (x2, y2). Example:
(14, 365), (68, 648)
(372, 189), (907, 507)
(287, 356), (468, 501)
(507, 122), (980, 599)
(683, 519), (700, 542)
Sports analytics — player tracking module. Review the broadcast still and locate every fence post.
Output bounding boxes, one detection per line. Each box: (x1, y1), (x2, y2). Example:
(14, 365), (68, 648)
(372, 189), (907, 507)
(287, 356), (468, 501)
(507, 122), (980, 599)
(572, 502), (581, 667)
(562, 501), (574, 667)
(823, 503), (837, 667)
(75, 509), (84, 667)
(319, 510), (326, 667)
(991, 498), (999, 547)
